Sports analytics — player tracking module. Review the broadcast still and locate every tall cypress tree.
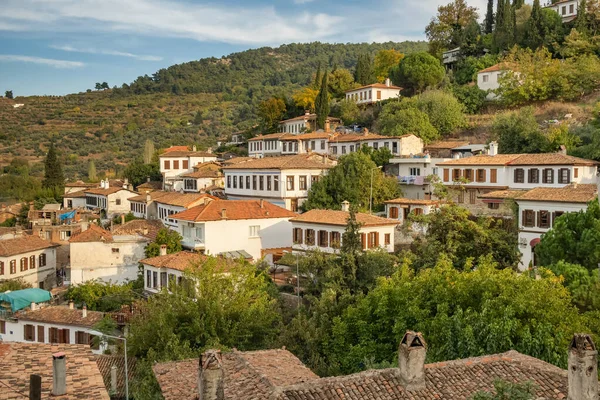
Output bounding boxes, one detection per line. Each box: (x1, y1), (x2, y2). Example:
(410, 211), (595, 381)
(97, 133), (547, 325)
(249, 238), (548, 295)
(315, 70), (330, 130)
(504, 0), (515, 48)
(313, 63), (322, 89)
(524, 0), (544, 49)
(484, 0), (495, 34)
(574, 0), (589, 36)
(354, 54), (373, 85)
(513, 0), (525, 9)
(492, 0), (505, 52)
(43, 141), (64, 190)
(88, 159), (97, 182)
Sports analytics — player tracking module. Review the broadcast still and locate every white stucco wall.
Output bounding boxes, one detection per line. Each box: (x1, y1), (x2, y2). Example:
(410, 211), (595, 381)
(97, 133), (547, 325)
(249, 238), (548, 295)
(477, 70), (504, 100)
(345, 87), (401, 105)
(63, 197), (87, 209)
(0, 248), (57, 288)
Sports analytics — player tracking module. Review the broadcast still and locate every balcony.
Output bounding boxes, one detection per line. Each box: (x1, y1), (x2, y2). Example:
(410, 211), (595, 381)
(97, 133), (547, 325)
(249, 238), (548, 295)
(398, 175), (428, 185)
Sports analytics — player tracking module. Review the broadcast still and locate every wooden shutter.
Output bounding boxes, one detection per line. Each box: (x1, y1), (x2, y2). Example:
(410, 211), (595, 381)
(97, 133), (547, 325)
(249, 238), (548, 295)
(49, 327), (58, 343)
(443, 169), (449, 182)
(61, 329), (70, 344)
(481, 169), (487, 182)
(574, 168), (579, 178)
(361, 233), (366, 250)
(37, 326), (45, 343)
(521, 210), (526, 226)
(374, 232), (380, 247)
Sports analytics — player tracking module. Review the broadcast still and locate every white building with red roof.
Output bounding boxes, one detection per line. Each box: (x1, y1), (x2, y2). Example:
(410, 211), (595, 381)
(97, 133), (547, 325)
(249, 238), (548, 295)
(345, 78), (402, 105)
(477, 64), (509, 100)
(278, 112), (341, 134)
(0, 234), (59, 289)
(84, 180), (138, 219)
(159, 145), (218, 191)
(544, 0), (579, 22)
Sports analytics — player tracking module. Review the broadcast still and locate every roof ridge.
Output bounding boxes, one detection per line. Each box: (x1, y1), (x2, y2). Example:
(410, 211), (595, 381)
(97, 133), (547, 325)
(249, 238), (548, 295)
(231, 351), (279, 392)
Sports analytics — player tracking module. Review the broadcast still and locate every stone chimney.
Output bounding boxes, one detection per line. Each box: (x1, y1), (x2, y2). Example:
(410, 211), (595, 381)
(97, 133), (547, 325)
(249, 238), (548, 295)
(488, 141), (498, 156)
(82, 304), (87, 318)
(220, 208), (227, 220)
(568, 333), (598, 400)
(121, 214), (125, 225)
(198, 350), (224, 400)
(193, 145), (197, 152)
(160, 244), (167, 256)
(30, 302), (36, 311)
(52, 352), (67, 396)
(123, 178), (129, 189)
(559, 144), (567, 155)
(260, 199), (264, 209)
(385, 78), (391, 87)
(341, 200), (350, 212)
(398, 331), (427, 391)
(69, 301), (74, 310)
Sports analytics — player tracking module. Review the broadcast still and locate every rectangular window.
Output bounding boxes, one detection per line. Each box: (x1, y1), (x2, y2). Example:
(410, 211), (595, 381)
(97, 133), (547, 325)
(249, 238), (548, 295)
(482, 75), (489, 83)
(30, 256), (35, 269)
(342, 146), (346, 154)
(457, 191), (465, 203)
(164, 160), (170, 170)
(350, 145), (354, 152)
(311, 141), (316, 150)
(464, 169), (473, 181)
(389, 206), (399, 219)
(20, 257), (28, 272)
(528, 168), (539, 183)
(523, 210), (535, 227)
(227, 176), (231, 188)
(367, 232), (379, 248)
(249, 225), (260, 237)
(514, 168), (525, 183)
(409, 168), (421, 176)
(259, 176), (264, 191)
(0, 261), (3, 276)
(332, 146), (338, 155)
(306, 229), (315, 245)
(318, 230), (329, 247)
(287, 176), (295, 191)
(488, 202), (500, 210)
(299, 176), (307, 190)
(321, 140), (325, 150)
(330, 232), (341, 248)
(542, 168), (554, 184)
(490, 169), (497, 183)
(153, 271), (158, 289)
(24, 324), (35, 341)
(538, 210), (551, 228)
(173, 160), (179, 169)
(453, 169), (461, 181)
(10, 260), (16, 274)
(267, 176), (272, 191)
(574, 168), (579, 178)
(373, 142), (379, 150)
(384, 233), (391, 245)
(160, 272), (167, 288)
(274, 176), (279, 191)
(570, 4), (574, 13)
(253, 175), (257, 190)
(377, 90), (381, 99)
(246, 176), (250, 189)
(239, 176), (244, 189)
(558, 168), (570, 184)
(111, 248), (119, 254)
(75, 331), (90, 345)
(233, 176), (237, 189)
(183, 160), (189, 170)
(293, 228), (303, 244)
(562, 5), (566, 14)
(476, 169), (486, 183)
(0, 320), (5, 334)
(146, 270), (151, 288)
(469, 190), (476, 204)
(49, 327), (59, 344)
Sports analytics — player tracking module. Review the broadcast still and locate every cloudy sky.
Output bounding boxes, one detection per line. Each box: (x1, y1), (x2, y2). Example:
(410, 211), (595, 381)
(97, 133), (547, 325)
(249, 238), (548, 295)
(0, 0), (486, 96)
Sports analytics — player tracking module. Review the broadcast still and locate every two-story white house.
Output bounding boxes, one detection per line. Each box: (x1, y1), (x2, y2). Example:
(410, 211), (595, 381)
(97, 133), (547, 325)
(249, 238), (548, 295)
(84, 180), (138, 219)
(544, 0), (579, 22)
(289, 202), (399, 254)
(129, 191), (169, 219)
(345, 79), (402, 105)
(2, 304), (107, 354)
(159, 146), (218, 191)
(170, 199), (295, 261)
(328, 132), (423, 158)
(63, 190), (88, 209)
(181, 162), (224, 192)
(477, 64), (508, 100)
(222, 154), (336, 212)
(279, 112), (341, 134)
(248, 133), (289, 158)
(153, 192), (218, 229)
(0, 235), (59, 289)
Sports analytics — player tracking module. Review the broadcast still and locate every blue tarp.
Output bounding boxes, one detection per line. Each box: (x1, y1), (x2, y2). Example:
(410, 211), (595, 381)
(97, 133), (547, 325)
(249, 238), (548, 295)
(0, 288), (52, 312)
(59, 210), (76, 221)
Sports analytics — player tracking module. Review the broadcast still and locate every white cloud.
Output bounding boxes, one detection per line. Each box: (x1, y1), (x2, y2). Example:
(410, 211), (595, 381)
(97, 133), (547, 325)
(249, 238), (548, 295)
(50, 45), (163, 61)
(294, 0), (316, 4)
(0, 55), (84, 68)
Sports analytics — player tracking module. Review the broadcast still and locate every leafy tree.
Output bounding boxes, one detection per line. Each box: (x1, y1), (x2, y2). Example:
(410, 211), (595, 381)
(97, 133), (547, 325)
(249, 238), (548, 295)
(42, 141), (64, 192)
(523, 0), (544, 49)
(67, 280), (137, 312)
(373, 50), (404, 82)
(454, 54), (499, 85)
(413, 90), (466, 136)
(145, 228), (183, 258)
(544, 261), (600, 312)
(315, 70), (330, 130)
(471, 380), (536, 400)
(303, 152), (400, 212)
(452, 84), (487, 114)
(536, 201), (600, 271)
(425, 0), (479, 56)
(570, 123), (600, 161)
(574, 0), (590, 36)
(95, 83), (102, 91)
(143, 139), (155, 164)
(328, 68), (356, 99)
(0, 278), (32, 293)
(5, 90), (13, 99)
(493, 0), (515, 52)
(358, 145), (394, 167)
(123, 158), (161, 188)
(484, 0), (495, 34)
(377, 103), (440, 143)
(101, 82), (109, 90)
(555, 54), (600, 101)
(338, 99), (360, 125)
(293, 87), (319, 113)
(354, 54), (374, 85)
(88, 159), (97, 182)
(492, 107), (547, 153)
(560, 29), (597, 58)
(460, 18), (484, 57)
(193, 111), (203, 125)
(392, 52), (445, 95)
(257, 98), (286, 133)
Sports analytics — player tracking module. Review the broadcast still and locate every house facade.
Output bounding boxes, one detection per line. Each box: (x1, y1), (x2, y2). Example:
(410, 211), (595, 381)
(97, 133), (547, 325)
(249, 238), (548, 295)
(328, 133), (423, 158)
(385, 198), (439, 226)
(84, 181), (138, 219)
(159, 146), (218, 191)
(289, 203), (398, 254)
(181, 162), (224, 192)
(170, 199), (295, 261)
(0, 235), (59, 289)
(477, 64), (507, 100)
(222, 154), (335, 212)
(63, 190), (87, 209)
(344, 79), (402, 105)
(545, 0), (579, 22)
(129, 191), (169, 219)
(278, 112), (341, 134)
(153, 193), (217, 228)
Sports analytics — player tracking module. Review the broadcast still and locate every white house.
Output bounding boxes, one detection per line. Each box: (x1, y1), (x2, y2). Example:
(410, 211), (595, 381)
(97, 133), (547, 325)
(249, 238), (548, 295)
(181, 162), (224, 193)
(544, 0), (579, 22)
(159, 146), (218, 191)
(514, 183), (597, 270)
(84, 180), (139, 219)
(328, 132), (423, 158)
(222, 153), (336, 212)
(129, 191), (170, 219)
(0, 234), (59, 289)
(289, 202), (399, 254)
(63, 190), (87, 209)
(68, 224), (150, 284)
(2, 304), (107, 354)
(153, 192), (218, 228)
(170, 199), (296, 261)
(477, 64), (508, 100)
(278, 112), (341, 134)
(64, 180), (96, 195)
(386, 154), (445, 200)
(345, 79), (402, 105)
(248, 132), (289, 158)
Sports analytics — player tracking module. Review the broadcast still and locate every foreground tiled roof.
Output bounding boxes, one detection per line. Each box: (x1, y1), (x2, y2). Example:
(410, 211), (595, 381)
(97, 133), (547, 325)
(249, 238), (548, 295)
(69, 224), (113, 243)
(291, 209), (400, 227)
(424, 140), (470, 150)
(438, 153), (597, 166)
(221, 154), (335, 170)
(153, 192), (218, 207)
(63, 189), (88, 198)
(479, 189), (527, 200)
(141, 251), (225, 271)
(385, 198), (439, 206)
(96, 355), (138, 398)
(0, 234), (59, 257)
(171, 200), (296, 222)
(181, 162), (223, 178)
(153, 349), (319, 400)
(16, 305), (105, 328)
(272, 351), (568, 400)
(0, 342), (110, 400)
(111, 219), (164, 240)
(516, 183), (597, 203)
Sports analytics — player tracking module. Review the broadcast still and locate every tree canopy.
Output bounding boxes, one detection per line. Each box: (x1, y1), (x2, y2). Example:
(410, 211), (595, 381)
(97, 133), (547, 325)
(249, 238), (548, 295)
(145, 228), (183, 258)
(42, 141), (64, 193)
(392, 52), (445, 95)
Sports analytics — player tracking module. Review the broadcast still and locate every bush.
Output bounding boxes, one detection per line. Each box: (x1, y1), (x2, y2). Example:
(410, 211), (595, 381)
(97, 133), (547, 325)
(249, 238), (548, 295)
(452, 84), (487, 114)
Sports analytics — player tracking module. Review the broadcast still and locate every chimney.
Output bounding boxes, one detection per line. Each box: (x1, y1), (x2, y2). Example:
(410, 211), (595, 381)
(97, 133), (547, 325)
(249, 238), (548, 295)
(30, 302), (36, 311)
(220, 208), (227, 220)
(305, 110), (310, 116)
(488, 141), (498, 156)
(143, 227), (149, 235)
(385, 78), (391, 87)
(147, 176), (151, 183)
(121, 214), (125, 225)
(146, 191), (151, 203)
(341, 200), (350, 212)
(260, 199), (264, 209)
(398, 331), (427, 391)
(29, 374), (42, 400)
(559, 144), (567, 155)
(193, 145), (197, 152)
(123, 178), (128, 189)
(105, 179), (110, 188)
(69, 301), (74, 310)
(82, 304), (87, 318)
(110, 365), (118, 394)
(568, 333), (598, 400)
(160, 244), (167, 256)
(52, 352), (67, 396)
(198, 350), (224, 400)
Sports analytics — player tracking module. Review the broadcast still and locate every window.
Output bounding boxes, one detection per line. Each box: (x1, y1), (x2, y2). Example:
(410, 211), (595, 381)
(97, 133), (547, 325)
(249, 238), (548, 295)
(458, 191), (464, 203)
(409, 168), (421, 176)
(253, 175), (257, 190)
(227, 176), (231, 188)
(452, 169), (461, 181)
(570, 3), (574, 13)
(464, 169), (473, 181)
(367, 232), (379, 248)
(377, 90), (381, 100)
(523, 210), (535, 227)
(293, 228), (303, 244)
(373, 142), (379, 150)
(286, 176), (295, 191)
(75, 331), (90, 346)
(183, 160), (189, 170)
(443, 169), (450, 182)
(562, 5), (566, 14)
(482, 74), (489, 83)
(542, 168), (554, 184)
(299, 176), (307, 190)
(249, 225), (260, 237)
(259, 176), (264, 191)
(246, 176), (250, 189)
(20, 257), (28, 272)
(476, 169), (486, 183)
(153, 271), (158, 289)
(24, 324), (35, 341)
(112, 248), (120, 254)
(10, 260), (16, 274)
(160, 272), (168, 288)
(384, 142), (389, 149)
(173, 160), (179, 169)
(538, 210), (550, 228)
(233, 176), (237, 189)
(320, 140), (325, 150)
(311, 141), (316, 150)
(0, 320), (5, 334)
(306, 229), (315, 246)
(349, 145), (354, 153)
(0, 261), (3, 275)
(369, 90), (372, 99)
(239, 176), (244, 189)
(330, 232), (341, 248)
(318, 230), (329, 247)
(490, 169), (497, 183)
(574, 168), (579, 178)
(514, 168), (525, 183)
(528, 169), (539, 183)
(558, 168), (570, 184)
(146, 270), (151, 288)
(361, 233), (367, 250)
(553, 211), (565, 226)
(332, 146), (338, 155)
(469, 190), (476, 204)
(164, 160), (170, 169)
(274, 176), (279, 191)
(488, 202), (500, 210)
(267, 176), (272, 191)
(384, 233), (391, 245)
(389, 206), (399, 219)
(342, 146), (347, 154)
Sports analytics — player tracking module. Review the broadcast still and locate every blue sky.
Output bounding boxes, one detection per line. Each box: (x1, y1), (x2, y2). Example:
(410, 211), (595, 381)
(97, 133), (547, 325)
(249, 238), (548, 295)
(0, 0), (486, 96)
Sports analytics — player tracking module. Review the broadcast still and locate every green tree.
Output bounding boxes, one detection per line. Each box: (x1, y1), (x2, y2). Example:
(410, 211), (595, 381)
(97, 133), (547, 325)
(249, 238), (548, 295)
(493, 0), (515, 52)
(5, 90), (13, 99)
(484, 0), (495, 34)
(88, 159), (97, 182)
(67, 280), (137, 312)
(143, 139), (155, 164)
(101, 82), (109, 90)
(257, 98), (286, 133)
(492, 107), (548, 153)
(328, 68), (356, 99)
(145, 228), (183, 258)
(354, 54), (374, 85)
(544, 261), (600, 312)
(471, 380), (536, 400)
(95, 83), (102, 91)
(377, 103), (440, 143)
(574, 0), (590, 35)
(341, 207), (363, 256)
(293, 87), (319, 113)
(425, 0), (480, 56)
(560, 29), (597, 58)
(338, 99), (360, 125)
(123, 158), (161, 188)
(314, 63), (323, 89)
(42, 141), (64, 192)
(358, 145), (394, 167)
(392, 52), (445, 95)
(452, 84), (487, 114)
(523, 0), (544, 49)
(373, 50), (404, 83)
(315, 70), (330, 130)
(414, 90), (466, 136)
(460, 18), (484, 57)
(454, 54), (499, 85)
(0, 278), (32, 293)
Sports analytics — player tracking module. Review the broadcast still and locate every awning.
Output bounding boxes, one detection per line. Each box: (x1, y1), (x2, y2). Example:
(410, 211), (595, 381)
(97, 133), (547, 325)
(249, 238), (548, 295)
(0, 288), (52, 312)
(530, 238), (541, 247)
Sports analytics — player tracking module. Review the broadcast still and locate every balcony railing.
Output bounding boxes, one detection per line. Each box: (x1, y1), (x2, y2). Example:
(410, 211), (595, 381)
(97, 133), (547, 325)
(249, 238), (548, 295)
(398, 175), (428, 185)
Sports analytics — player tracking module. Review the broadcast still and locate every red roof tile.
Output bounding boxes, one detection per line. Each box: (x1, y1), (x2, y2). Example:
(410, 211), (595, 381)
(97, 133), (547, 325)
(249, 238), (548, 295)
(111, 219), (164, 240)
(16, 305), (105, 328)
(69, 224), (113, 243)
(140, 251), (234, 272)
(515, 183), (597, 203)
(171, 200), (296, 222)
(290, 209), (399, 227)
(221, 154), (335, 170)
(0, 234), (59, 257)
(346, 82), (402, 91)
(153, 192), (218, 207)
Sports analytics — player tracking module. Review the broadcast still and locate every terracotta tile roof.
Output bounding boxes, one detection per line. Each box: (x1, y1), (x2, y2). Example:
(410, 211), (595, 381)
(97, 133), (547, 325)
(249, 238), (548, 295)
(424, 140), (469, 150)
(280, 132), (336, 141)
(136, 181), (162, 190)
(437, 154), (520, 166)
(64, 189), (88, 198)
(478, 63), (512, 73)
(153, 192), (218, 207)
(0, 234), (59, 257)
(69, 224), (113, 243)
(221, 154), (335, 170)
(140, 251), (233, 272)
(479, 189), (527, 200)
(111, 219), (164, 240)
(346, 82), (402, 91)
(163, 145), (190, 152)
(384, 198), (439, 206)
(290, 209), (400, 227)
(248, 132), (290, 141)
(65, 180), (97, 188)
(84, 187), (137, 196)
(16, 305), (105, 328)
(330, 133), (390, 143)
(181, 162), (223, 179)
(171, 200), (296, 222)
(221, 156), (255, 166)
(272, 350), (568, 400)
(515, 183), (597, 203)
(279, 114), (341, 123)
(439, 153), (598, 166)
(129, 190), (170, 202)
(153, 349), (319, 400)
(95, 355), (137, 398)
(0, 342), (110, 400)
(159, 150), (216, 158)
